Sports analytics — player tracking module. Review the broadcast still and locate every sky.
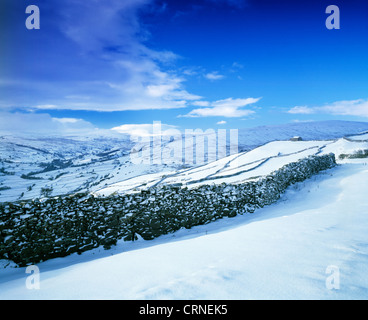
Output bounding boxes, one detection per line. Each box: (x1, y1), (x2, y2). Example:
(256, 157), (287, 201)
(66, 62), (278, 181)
(1, 0), (368, 135)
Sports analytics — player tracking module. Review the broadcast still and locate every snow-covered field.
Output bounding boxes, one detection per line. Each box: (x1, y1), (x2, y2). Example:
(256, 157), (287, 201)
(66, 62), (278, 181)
(94, 138), (368, 195)
(1, 160), (368, 299)
(1, 120), (368, 300)
(2, 120), (368, 202)
(0, 134), (174, 202)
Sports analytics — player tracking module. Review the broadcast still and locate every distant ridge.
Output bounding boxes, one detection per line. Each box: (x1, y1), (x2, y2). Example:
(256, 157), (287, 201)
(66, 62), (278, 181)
(237, 120), (368, 151)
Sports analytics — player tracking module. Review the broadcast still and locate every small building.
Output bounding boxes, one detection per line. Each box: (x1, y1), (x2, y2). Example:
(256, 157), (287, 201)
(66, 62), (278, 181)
(290, 136), (303, 142)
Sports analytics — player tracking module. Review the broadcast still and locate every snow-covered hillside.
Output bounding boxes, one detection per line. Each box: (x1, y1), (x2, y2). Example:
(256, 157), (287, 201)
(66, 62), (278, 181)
(0, 134), (168, 202)
(95, 138), (368, 196)
(1, 120), (368, 299)
(236, 120), (368, 151)
(2, 120), (368, 202)
(1, 160), (368, 299)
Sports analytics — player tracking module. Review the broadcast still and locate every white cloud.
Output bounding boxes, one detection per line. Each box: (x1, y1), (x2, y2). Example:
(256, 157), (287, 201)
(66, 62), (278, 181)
(58, 0), (202, 112)
(181, 97), (260, 118)
(111, 123), (178, 137)
(61, 0), (150, 53)
(192, 101), (211, 107)
(205, 72), (225, 81)
(181, 68), (199, 76)
(146, 81), (201, 101)
(34, 105), (61, 110)
(288, 106), (316, 115)
(1, 0), (201, 113)
(0, 112), (97, 135)
(2, 0), (251, 114)
(146, 83), (181, 98)
(0, 112), (183, 139)
(287, 99), (368, 117)
(217, 120), (227, 125)
(52, 118), (80, 124)
(232, 62), (244, 69)
(321, 99), (368, 117)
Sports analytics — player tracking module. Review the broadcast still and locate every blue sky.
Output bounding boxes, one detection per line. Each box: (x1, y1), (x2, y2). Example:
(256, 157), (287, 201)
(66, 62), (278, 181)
(1, 0), (368, 134)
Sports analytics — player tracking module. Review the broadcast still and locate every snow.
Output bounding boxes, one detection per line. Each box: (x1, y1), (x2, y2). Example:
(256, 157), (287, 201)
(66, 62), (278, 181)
(94, 138), (368, 195)
(2, 120), (368, 299)
(320, 138), (368, 157)
(347, 132), (368, 141)
(93, 171), (174, 196)
(2, 120), (368, 202)
(1, 161), (368, 299)
(236, 120), (368, 150)
(0, 137), (174, 202)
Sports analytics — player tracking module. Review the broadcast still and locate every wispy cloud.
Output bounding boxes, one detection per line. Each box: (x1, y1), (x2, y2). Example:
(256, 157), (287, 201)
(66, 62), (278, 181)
(205, 72), (225, 81)
(55, 0), (201, 111)
(1, 0), (202, 113)
(230, 62), (244, 73)
(180, 97), (260, 118)
(192, 101), (211, 107)
(288, 99), (368, 117)
(288, 106), (316, 115)
(111, 123), (178, 137)
(0, 111), (97, 135)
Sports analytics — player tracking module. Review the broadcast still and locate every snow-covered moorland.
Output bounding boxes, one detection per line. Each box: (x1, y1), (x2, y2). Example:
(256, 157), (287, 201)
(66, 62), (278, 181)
(1, 120), (368, 300)
(1, 160), (368, 299)
(1, 120), (368, 203)
(0, 154), (336, 266)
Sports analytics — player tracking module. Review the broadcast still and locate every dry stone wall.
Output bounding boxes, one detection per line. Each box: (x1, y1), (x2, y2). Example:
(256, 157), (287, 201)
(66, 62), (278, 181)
(0, 154), (336, 266)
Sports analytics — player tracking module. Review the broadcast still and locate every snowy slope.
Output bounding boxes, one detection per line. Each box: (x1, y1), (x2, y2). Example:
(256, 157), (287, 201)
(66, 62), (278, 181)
(95, 138), (368, 196)
(1, 120), (368, 299)
(1, 120), (368, 202)
(1, 161), (368, 299)
(0, 134), (174, 202)
(346, 132), (368, 141)
(236, 120), (368, 151)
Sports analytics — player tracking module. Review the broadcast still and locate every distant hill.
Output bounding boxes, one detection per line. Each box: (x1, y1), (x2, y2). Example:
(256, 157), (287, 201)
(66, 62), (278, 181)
(1, 120), (368, 202)
(237, 120), (368, 151)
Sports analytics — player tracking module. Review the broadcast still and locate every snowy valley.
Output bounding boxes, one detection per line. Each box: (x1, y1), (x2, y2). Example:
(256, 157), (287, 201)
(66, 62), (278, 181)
(1, 120), (368, 299)
(1, 120), (368, 202)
